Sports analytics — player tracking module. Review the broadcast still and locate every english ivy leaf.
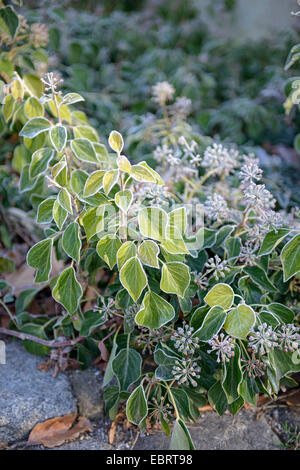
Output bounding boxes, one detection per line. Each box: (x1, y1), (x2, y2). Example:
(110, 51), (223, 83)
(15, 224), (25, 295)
(36, 197), (56, 224)
(82, 206), (105, 241)
(194, 305), (227, 341)
(53, 199), (68, 229)
(222, 345), (242, 404)
(52, 266), (82, 314)
(120, 256), (147, 302)
(71, 138), (98, 163)
(204, 283), (234, 309)
(224, 304), (256, 339)
(58, 188), (73, 214)
(73, 125), (99, 143)
(280, 233), (300, 281)
(96, 235), (122, 269)
(62, 222), (81, 263)
(160, 261), (190, 298)
(117, 241), (136, 269)
(244, 265), (276, 292)
(108, 130), (124, 153)
(52, 157), (67, 186)
(79, 310), (106, 337)
(138, 161), (164, 185)
(0, 6), (19, 39)
(27, 238), (53, 283)
(225, 237), (241, 259)
(103, 169), (119, 195)
(20, 164), (37, 192)
(135, 291), (175, 329)
(83, 170), (105, 197)
(24, 96), (44, 119)
(103, 330), (119, 386)
(115, 190), (133, 212)
(20, 117), (51, 139)
(154, 347), (178, 381)
(3, 94), (15, 121)
(208, 381), (228, 416)
(267, 303), (294, 323)
(170, 419), (195, 451)
(138, 240), (159, 268)
(71, 169), (88, 194)
(239, 374), (259, 407)
(112, 348), (142, 390)
(29, 147), (54, 178)
(62, 92), (85, 105)
(50, 125), (67, 153)
(258, 228), (291, 256)
(126, 384), (148, 426)
(138, 207), (168, 241)
(129, 164), (157, 183)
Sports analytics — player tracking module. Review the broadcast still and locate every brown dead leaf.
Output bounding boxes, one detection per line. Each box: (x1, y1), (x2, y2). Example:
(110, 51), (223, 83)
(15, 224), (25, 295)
(198, 405), (213, 412)
(0, 441), (8, 450)
(109, 413), (124, 445)
(28, 413), (92, 448)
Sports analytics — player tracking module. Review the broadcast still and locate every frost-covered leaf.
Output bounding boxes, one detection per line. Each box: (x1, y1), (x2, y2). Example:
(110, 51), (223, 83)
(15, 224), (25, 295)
(224, 304), (255, 339)
(50, 125), (67, 153)
(115, 190), (133, 212)
(103, 169), (119, 195)
(52, 266), (82, 314)
(62, 222), (81, 264)
(135, 291), (175, 329)
(29, 147), (54, 178)
(96, 235), (122, 269)
(71, 138), (98, 163)
(126, 385), (148, 426)
(280, 234), (300, 281)
(27, 238), (53, 283)
(204, 283), (234, 309)
(138, 240), (159, 268)
(83, 170), (105, 197)
(112, 348), (142, 390)
(120, 257), (147, 302)
(24, 96), (44, 119)
(108, 130), (124, 153)
(20, 117), (51, 139)
(58, 188), (73, 214)
(138, 207), (167, 241)
(160, 261), (190, 298)
(36, 197), (56, 224)
(117, 241), (136, 269)
(194, 305), (226, 341)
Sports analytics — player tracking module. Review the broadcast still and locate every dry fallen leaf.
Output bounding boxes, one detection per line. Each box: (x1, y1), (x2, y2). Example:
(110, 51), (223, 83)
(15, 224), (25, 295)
(28, 413), (92, 448)
(198, 405), (213, 412)
(109, 413), (124, 444)
(0, 441), (8, 450)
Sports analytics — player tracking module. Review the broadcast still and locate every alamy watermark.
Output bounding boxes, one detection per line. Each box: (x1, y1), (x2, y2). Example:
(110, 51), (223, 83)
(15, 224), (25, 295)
(0, 340), (6, 364)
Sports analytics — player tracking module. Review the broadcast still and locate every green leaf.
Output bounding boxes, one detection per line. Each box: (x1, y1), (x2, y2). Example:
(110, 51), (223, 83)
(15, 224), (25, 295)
(0, 6), (19, 39)
(225, 237), (241, 259)
(112, 348), (142, 390)
(71, 169), (88, 194)
(154, 346), (178, 381)
(82, 206), (104, 241)
(117, 241), (136, 269)
(62, 222), (81, 264)
(267, 303), (294, 323)
(280, 234), (300, 281)
(204, 283), (234, 309)
(52, 266), (82, 314)
(208, 381), (228, 415)
(29, 147), (54, 178)
(135, 291), (175, 329)
(58, 188), (73, 214)
(239, 375), (259, 407)
(21, 324), (50, 357)
(194, 305), (227, 341)
(3, 94), (15, 121)
(108, 130), (124, 153)
(258, 229), (290, 256)
(103, 330), (119, 386)
(138, 207), (167, 241)
(80, 310), (106, 337)
(115, 190), (133, 212)
(126, 384), (148, 426)
(103, 169), (119, 195)
(138, 240), (159, 268)
(129, 164), (157, 183)
(71, 138), (98, 163)
(27, 238), (53, 283)
(244, 265), (276, 292)
(222, 345), (242, 404)
(20, 117), (51, 139)
(52, 157), (67, 186)
(62, 92), (85, 105)
(24, 97), (44, 119)
(36, 197), (56, 223)
(96, 235), (122, 269)
(50, 125), (67, 153)
(170, 419), (195, 451)
(160, 261), (190, 298)
(83, 170), (105, 197)
(224, 304), (255, 339)
(53, 199), (68, 230)
(137, 161), (164, 185)
(120, 257), (147, 302)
